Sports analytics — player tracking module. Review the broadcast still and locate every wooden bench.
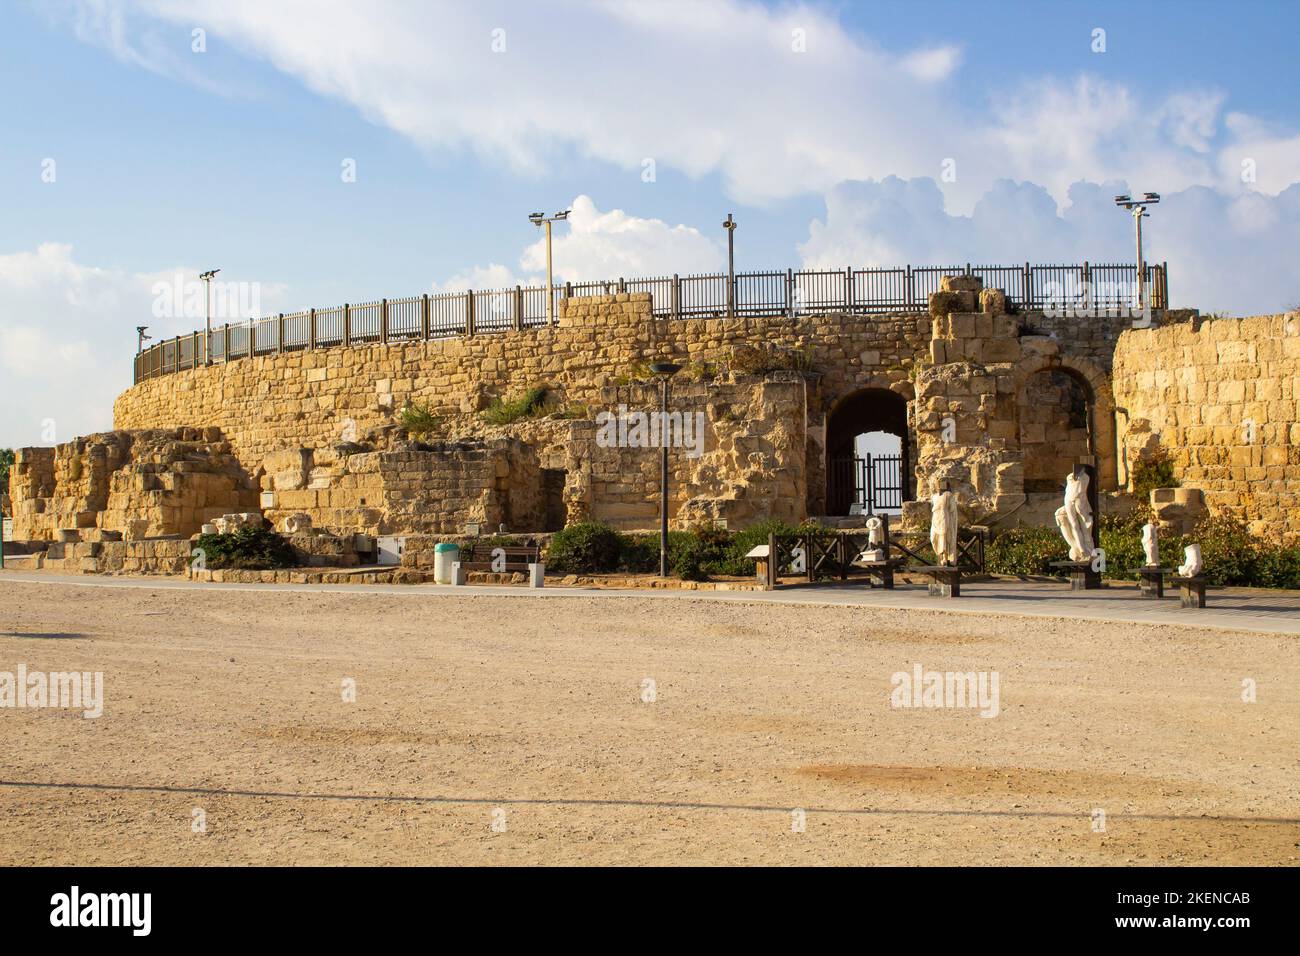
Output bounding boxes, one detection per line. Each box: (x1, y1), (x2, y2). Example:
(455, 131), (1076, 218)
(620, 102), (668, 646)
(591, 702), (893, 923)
(913, 565), (961, 597)
(459, 545), (542, 574)
(1171, 575), (1207, 608)
(1050, 560), (1101, 591)
(1134, 566), (1174, 599)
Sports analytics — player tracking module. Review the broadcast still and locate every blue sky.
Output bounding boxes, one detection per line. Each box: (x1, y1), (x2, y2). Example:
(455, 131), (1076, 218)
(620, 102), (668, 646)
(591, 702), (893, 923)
(2, 0), (1298, 447)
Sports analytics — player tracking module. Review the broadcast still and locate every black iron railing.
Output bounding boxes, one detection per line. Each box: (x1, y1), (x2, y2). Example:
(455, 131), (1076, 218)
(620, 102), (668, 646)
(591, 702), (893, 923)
(133, 261), (1168, 383)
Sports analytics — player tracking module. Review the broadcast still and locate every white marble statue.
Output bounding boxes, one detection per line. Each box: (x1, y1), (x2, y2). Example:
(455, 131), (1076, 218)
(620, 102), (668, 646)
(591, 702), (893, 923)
(1141, 522), (1159, 567)
(1054, 470), (1095, 562)
(855, 515), (887, 563)
(929, 489), (959, 566)
(1178, 543), (1203, 578)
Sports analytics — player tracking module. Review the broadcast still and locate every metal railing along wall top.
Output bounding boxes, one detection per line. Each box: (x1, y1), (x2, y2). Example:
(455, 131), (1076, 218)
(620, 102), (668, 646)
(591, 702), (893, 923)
(132, 261), (1168, 383)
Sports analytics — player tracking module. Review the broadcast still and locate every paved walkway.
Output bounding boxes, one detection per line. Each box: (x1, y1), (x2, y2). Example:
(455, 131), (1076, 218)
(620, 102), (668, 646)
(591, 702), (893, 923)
(3, 569), (1298, 634)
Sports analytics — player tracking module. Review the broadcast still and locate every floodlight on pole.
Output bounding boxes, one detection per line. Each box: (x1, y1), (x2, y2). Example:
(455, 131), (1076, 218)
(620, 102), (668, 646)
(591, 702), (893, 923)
(1113, 193), (1159, 310)
(529, 210), (570, 325)
(200, 269), (220, 364)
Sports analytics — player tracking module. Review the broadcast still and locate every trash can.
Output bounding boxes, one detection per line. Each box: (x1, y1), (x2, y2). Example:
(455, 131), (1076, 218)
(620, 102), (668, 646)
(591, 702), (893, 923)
(434, 542), (460, 584)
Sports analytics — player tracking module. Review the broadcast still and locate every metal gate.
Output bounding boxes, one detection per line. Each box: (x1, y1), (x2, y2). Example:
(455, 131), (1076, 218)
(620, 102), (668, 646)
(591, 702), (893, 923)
(827, 453), (904, 514)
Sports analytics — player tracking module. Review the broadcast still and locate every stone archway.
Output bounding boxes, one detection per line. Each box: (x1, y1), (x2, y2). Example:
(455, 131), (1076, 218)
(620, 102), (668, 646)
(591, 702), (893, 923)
(823, 385), (914, 515)
(1013, 354), (1117, 492)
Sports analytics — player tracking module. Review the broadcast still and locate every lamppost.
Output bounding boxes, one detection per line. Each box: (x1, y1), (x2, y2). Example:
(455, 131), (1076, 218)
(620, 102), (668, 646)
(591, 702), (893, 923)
(651, 360), (682, 578)
(136, 326), (152, 353)
(200, 269), (220, 364)
(722, 213), (737, 316)
(528, 210), (570, 325)
(1113, 193), (1159, 309)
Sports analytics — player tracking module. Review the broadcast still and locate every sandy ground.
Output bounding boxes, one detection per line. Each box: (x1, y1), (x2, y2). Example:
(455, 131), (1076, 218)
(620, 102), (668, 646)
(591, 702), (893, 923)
(0, 579), (1296, 866)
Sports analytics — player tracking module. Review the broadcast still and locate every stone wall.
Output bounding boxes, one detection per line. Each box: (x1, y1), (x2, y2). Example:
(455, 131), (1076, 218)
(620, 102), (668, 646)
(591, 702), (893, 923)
(1113, 312), (1300, 541)
(261, 438), (542, 537)
(26, 538), (194, 576)
(7, 429), (259, 542)
(112, 295), (898, 531)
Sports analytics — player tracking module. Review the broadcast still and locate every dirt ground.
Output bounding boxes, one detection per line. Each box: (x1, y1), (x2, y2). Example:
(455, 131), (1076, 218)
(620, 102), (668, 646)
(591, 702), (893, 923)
(1, 579), (1296, 866)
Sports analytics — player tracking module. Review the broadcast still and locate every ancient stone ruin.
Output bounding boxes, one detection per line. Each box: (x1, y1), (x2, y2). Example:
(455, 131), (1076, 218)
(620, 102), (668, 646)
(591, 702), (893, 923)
(6, 277), (1298, 574)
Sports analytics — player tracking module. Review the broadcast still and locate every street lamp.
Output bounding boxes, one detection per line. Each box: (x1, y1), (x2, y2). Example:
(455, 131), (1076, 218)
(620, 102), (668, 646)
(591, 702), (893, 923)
(199, 269), (220, 364)
(651, 360), (682, 578)
(722, 213), (737, 317)
(136, 326), (152, 354)
(1113, 193), (1159, 309)
(529, 210), (570, 325)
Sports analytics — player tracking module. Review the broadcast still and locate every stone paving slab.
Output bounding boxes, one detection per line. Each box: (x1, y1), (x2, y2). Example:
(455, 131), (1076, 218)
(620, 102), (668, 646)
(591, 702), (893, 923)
(3, 570), (1298, 635)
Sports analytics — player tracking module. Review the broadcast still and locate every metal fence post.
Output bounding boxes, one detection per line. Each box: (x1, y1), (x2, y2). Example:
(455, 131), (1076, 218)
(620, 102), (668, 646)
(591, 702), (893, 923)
(465, 290), (476, 337)
(380, 298), (388, 345)
(277, 313), (285, 353)
(514, 285), (523, 330)
(845, 266), (854, 312)
(786, 268), (794, 318)
(343, 304), (351, 348)
(672, 274), (681, 320)
(421, 294), (430, 339)
(248, 321), (256, 357)
(309, 308), (317, 349)
(1023, 262), (1032, 310)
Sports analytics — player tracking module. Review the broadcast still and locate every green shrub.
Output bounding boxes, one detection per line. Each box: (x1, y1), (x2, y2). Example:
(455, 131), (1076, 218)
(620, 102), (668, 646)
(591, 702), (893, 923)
(1174, 513), (1257, 587)
(1249, 546), (1300, 590)
(399, 401), (440, 438)
(0, 448), (13, 490)
(991, 512), (1300, 589)
(192, 526), (297, 571)
(986, 525), (1068, 576)
(1098, 512), (1147, 579)
(483, 386), (550, 425)
(546, 520), (624, 574)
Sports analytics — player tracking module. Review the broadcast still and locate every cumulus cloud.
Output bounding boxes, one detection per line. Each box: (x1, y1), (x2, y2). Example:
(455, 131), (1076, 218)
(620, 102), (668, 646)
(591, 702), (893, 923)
(0, 244), (288, 448)
(800, 177), (1300, 314)
(432, 195), (722, 291)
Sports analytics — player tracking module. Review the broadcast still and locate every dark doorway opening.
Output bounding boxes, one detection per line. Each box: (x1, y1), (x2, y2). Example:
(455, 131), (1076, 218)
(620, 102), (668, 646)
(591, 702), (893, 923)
(826, 388), (911, 516)
(542, 469), (567, 532)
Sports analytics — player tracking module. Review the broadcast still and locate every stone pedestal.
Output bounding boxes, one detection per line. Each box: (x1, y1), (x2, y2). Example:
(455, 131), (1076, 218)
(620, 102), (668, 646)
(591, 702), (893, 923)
(1137, 566), (1173, 599)
(528, 562), (545, 589)
(1051, 560), (1101, 590)
(917, 565), (961, 597)
(1172, 575), (1207, 608)
(858, 557), (906, 589)
(451, 561), (466, 586)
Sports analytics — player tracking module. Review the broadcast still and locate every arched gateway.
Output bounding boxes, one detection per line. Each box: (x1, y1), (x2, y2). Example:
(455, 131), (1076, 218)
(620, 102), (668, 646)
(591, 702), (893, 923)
(824, 387), (914, 516)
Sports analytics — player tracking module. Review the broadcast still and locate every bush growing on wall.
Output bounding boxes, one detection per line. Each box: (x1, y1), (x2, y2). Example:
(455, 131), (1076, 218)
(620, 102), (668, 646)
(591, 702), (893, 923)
(1130, 451), (1179, 507)
(482, 386), (550, 425)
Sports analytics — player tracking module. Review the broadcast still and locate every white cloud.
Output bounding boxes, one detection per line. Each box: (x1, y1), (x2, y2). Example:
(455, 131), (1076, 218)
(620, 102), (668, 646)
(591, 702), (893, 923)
(900, 45), (962, 83)
(1217, 113), (1300, 196)
(0, 243), (289, 448)
(520, 196), (722, 282)
(800, 177), (1300, 314)
(432, 195), (722, 291)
